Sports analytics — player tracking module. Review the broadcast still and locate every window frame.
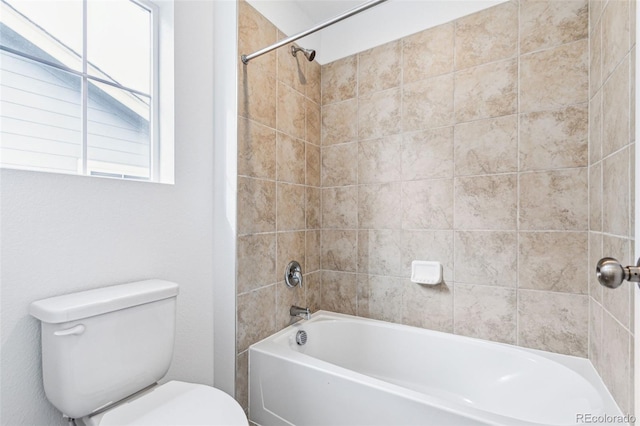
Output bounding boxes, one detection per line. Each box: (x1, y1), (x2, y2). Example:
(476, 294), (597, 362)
(0, 0), (161, 181)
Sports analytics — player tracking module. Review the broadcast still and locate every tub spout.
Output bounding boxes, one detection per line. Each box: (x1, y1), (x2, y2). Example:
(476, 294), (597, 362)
(290, 305), (311, 320)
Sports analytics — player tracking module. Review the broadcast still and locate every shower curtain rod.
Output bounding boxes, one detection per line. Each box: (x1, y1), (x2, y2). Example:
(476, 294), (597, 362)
(241, 0), (388, 64)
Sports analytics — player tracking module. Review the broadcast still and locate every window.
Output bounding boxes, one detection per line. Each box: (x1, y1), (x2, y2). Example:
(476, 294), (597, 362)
(0, 0), (167, 182)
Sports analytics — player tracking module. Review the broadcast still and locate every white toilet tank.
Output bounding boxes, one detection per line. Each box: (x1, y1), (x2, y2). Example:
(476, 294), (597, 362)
(29, 280), (179, 419)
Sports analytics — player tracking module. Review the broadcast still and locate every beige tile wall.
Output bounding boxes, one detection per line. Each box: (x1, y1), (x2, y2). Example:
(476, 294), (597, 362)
(319, 0), (592, 354)
(234, 0), (636, 416)
(235, 1), (322, 411)
(589, 0), (636, 415)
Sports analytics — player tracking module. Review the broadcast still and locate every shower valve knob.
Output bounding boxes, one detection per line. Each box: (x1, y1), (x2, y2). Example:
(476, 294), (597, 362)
(285, 261), (303, 288)
(596, 257), (640, 289)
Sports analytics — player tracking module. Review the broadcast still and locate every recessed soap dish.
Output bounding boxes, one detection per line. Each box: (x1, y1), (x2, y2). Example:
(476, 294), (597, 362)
(411, 261), (443, 285)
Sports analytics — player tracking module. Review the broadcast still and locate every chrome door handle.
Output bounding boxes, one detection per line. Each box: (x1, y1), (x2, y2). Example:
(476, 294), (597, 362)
(596, 257), (640, 289)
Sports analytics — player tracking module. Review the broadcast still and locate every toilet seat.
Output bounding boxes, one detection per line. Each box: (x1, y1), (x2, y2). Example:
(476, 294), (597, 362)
(82, 381), (247, 426)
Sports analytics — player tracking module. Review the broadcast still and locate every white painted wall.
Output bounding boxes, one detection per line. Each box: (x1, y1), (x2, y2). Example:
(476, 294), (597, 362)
(0, 1), (218, 424)
(248, 0), (506, 64)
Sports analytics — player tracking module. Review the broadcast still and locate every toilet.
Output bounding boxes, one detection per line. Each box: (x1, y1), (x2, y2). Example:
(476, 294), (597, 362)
(29, 279), (247, 425)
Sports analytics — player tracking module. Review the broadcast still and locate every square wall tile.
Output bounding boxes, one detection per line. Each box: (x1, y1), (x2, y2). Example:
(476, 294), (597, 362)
(454, 231), (517, 287)
(454, 59), (517, 122)
(321, 230), (357, 272)
(402, 281), (453, 332)
(306, 99), (321, 145)
(306, 143), (321, 187)
(454, 115), (517, 176)
(402, 128), (454, 180)
(454, 283), (516, 344)
(322, 99), (358, 146)
(276, 82), (305, 139)
(519, 169), (588, 230)
(518, 232), (588, 294)
(277, 183), (305, 231)
(238, 117), (276, 180)
(519, 105), (588, 171)
(358, 40), (402, 96)
(306, 187), (321, 229)
(359, 135), (403, 184)
(603, 147), (630, 236)
(276, 132), (305, 184)
(306, 230), (320, 273)
(322, 142), (358, 187)
(403, 22), (454, 83)
(305, 60), (321, 104)
(321, 271), (357, 315)
(237, 177), (276, 235)
(602, 312), (631, 414)
(359, 182), (403, 229)
(454, 1), (518, 70)
(277, 231), (306, 280)
(454, 174), (517, 230)
(237, 233), (277, 294)
(602, 0), (630, 79)
(401, 179), (453, 230)
(321, 55), (357, 105)
(237, 285), (276, 352)
(520, 40), (588, 113)
(603, 56), (630, 158)
(278, 41), (306, 94)
(357, 229), (402, 276)
(402, 73), (454, 132)
(238, 64), (277, 128)
(359, 275), (404, 323)
(322, 187), (358, 229)
(358, 88), (402, 140)
(518, 290), (588, 357)
(520, 0), (588, 54)
(590, 90), (603, 165)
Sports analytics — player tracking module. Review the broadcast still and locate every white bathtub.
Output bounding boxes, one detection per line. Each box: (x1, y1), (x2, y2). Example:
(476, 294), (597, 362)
(249, 311), (626, 426)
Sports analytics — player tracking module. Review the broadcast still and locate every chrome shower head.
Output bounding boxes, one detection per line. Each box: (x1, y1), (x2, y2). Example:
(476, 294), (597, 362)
(291, 45), (316, 62)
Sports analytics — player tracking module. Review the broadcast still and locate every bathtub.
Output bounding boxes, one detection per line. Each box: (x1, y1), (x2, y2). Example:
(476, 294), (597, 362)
(249, 311), (626, 426)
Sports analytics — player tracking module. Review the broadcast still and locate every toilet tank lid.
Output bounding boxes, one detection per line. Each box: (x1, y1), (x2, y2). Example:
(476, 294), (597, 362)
(29, 280), (179, 324)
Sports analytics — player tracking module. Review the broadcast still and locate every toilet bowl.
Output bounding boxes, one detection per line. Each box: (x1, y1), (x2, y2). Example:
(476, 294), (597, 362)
(81, 381), (246, 426)
(30, 280), (247, 425)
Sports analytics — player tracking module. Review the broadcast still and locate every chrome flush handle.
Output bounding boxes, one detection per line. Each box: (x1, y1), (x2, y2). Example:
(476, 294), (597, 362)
(596, 257), (640, 289)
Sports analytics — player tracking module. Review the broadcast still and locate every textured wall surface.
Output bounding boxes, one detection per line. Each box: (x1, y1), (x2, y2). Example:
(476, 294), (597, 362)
(588, 0), (636, 415)
(235, 0), (322, 411)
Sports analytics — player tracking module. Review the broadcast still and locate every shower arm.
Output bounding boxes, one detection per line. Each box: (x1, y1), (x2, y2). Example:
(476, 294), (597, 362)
(240, 0), (388, 64)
